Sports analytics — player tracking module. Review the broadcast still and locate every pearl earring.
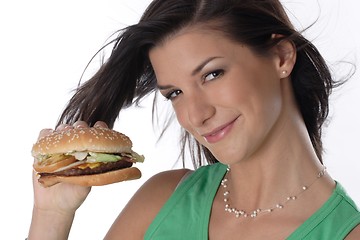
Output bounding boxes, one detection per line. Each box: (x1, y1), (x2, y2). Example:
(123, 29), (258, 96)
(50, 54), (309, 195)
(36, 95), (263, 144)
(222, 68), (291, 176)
(282, 70), (288, 75)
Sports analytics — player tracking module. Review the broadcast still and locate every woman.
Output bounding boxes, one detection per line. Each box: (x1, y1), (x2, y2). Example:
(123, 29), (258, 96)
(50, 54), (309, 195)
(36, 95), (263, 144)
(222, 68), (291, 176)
(28, 0), (360, 239)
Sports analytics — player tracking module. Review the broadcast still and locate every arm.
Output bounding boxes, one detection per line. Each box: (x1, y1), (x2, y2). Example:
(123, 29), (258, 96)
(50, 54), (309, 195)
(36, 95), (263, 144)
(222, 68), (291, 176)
(28, 206), (75, 240)
(104, 168), (191, 240)
(28, 125), (92, 240)
(27, 170), (91, 240)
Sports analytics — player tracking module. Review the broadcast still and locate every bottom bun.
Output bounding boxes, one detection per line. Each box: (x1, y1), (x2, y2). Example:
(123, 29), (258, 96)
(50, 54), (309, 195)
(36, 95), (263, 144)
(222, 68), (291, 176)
(37, 167), (141, 187)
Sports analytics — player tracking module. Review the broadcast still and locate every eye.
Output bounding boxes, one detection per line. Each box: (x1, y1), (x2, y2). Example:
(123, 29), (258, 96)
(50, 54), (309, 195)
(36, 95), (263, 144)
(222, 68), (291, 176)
(164, 89), (182, 101)
(204, 69), (224, 82)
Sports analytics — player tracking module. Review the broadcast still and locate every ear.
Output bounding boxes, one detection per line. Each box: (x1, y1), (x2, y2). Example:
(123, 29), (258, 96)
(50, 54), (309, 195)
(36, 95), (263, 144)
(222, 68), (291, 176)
(271, 34), (296, 79)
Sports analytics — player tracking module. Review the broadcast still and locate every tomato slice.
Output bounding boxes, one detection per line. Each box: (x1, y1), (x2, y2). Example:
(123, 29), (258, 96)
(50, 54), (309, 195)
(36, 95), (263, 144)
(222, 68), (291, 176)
(33, 155), (77, 173)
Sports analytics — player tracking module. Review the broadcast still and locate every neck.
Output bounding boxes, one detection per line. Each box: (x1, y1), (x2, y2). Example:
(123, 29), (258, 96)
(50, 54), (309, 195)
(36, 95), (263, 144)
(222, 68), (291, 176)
(226, 91), (325, 210)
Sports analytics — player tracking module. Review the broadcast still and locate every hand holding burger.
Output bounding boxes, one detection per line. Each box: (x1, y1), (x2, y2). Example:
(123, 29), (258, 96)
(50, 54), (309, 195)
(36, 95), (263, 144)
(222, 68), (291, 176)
(32, 121), (144, 187)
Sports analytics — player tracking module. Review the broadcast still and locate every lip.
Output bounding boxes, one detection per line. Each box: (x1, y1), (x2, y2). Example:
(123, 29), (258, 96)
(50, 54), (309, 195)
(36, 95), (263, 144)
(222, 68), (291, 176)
(202, 116), (239, 144)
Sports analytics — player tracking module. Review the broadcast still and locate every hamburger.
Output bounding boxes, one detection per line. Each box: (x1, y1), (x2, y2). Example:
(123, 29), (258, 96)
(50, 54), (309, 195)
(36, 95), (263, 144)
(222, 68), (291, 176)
(32, 127), (144, 187)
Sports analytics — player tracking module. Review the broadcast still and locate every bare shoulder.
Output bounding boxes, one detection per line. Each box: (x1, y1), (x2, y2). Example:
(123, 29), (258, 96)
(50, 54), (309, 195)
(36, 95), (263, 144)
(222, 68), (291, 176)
(104, 168), (192, 240)
(345, 224), (360, 240)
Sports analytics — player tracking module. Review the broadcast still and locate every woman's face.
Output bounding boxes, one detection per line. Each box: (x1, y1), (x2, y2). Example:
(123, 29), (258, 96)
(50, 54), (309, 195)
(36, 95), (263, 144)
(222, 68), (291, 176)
(150, 29), (285, 164)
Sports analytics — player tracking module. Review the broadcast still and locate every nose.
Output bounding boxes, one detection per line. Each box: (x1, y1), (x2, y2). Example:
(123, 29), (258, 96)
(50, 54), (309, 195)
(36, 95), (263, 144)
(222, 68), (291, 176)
(186, 93), (215, 127)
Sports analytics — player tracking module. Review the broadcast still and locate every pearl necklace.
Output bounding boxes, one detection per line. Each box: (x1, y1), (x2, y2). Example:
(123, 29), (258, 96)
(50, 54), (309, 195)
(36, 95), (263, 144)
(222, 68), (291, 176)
(221, 166), (327, 219)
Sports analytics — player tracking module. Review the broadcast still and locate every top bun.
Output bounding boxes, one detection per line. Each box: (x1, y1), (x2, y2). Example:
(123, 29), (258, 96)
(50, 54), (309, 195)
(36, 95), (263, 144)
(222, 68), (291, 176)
(32, 127), (133, 157)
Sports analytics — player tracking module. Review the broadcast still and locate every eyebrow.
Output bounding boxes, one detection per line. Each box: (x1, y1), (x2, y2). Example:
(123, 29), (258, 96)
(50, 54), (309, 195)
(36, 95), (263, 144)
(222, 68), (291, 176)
(157, 84), (174, 90)
(157, 56), (223, 90)
(191, 56), (223, 76)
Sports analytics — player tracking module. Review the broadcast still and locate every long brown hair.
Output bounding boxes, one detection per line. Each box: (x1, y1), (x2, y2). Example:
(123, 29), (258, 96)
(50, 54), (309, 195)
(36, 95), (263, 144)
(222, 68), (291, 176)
(57, 0), (338, 168)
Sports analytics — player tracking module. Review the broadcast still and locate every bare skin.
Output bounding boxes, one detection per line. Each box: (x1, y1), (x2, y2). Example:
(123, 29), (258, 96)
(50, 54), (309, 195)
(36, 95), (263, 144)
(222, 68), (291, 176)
(149, 28), (355, 239)
(28, 27), (360, 239)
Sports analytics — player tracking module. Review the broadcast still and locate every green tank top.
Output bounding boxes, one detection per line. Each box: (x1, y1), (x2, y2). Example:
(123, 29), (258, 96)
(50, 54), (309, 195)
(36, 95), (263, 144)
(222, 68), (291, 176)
(144, 163), (360, 239)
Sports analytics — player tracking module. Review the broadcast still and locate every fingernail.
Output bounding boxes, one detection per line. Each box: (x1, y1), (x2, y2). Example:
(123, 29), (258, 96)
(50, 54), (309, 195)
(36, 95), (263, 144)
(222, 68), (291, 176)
(94, 121), (108, 128)
(73, 120), (89, 128)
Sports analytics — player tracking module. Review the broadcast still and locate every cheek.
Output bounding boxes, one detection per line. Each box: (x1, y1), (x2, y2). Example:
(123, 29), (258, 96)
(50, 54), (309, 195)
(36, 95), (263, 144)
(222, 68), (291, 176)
(215, 78), (249, 107)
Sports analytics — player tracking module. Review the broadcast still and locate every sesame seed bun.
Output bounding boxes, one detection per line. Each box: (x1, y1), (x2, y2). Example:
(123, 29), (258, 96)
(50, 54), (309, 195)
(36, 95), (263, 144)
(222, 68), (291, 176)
(31, 127), (132, 157)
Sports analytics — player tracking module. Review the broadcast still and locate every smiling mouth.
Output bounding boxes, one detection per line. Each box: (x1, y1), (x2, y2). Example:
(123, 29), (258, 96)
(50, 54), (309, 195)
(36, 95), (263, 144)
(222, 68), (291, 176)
(202, 117), (239, 144)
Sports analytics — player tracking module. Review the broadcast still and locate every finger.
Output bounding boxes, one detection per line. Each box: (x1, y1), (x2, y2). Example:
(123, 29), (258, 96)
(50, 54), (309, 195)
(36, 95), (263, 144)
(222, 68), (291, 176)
(93, 121), (109, 128)
(73, 121), (89, 129)
(56, 124), (73, 132)
(38, 128), (54, 140)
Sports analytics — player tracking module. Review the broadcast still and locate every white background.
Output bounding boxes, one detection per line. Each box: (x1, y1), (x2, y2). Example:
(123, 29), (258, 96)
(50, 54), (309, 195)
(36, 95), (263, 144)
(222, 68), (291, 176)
(0, 0), (359, 239)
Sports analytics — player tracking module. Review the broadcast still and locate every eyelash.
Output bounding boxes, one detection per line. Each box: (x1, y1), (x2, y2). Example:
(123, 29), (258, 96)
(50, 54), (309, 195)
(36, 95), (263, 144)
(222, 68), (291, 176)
(163, 69), (225, 101)
(164, 89), (182, 101)
(203, 69), (224, 82)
